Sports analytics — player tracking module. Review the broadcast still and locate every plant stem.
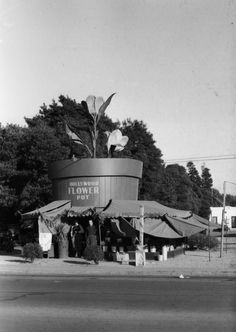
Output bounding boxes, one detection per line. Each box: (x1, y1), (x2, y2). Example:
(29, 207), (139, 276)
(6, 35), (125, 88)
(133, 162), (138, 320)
(93, 118), (97, 158)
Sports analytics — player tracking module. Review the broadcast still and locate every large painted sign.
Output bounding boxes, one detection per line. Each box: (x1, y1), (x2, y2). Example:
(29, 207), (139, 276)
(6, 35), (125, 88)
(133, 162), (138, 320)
(67, 179), (100, 202)
(52, 177), (101, 206)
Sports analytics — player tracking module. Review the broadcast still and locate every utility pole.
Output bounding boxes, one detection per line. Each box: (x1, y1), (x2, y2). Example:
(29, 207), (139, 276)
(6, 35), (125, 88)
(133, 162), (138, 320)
(220, 181), (226, 258)
(208, 217), (211, 262)
(139, 205), (144, 247)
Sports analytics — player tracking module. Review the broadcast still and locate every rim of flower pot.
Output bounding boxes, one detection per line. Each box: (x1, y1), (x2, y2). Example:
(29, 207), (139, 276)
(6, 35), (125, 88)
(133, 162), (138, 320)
(49, 158), (143, 179)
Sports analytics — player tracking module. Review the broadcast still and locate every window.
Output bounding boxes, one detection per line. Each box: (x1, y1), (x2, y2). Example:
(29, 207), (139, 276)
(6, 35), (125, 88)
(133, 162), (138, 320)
(231, 216), (236, 228)
(212, 216), (218, 224)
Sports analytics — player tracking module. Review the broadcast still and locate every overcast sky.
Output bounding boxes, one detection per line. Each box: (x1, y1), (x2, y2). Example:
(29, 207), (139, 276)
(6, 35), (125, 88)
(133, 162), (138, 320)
(1, 0), (236, 194)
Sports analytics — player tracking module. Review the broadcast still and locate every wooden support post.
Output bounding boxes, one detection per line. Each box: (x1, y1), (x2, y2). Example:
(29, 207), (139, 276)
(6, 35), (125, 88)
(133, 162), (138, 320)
(139, 205), (144, 247)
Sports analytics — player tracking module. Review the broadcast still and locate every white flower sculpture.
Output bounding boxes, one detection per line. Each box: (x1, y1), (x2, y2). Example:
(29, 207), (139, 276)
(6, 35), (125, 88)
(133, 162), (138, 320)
(106, 129), (129, 155)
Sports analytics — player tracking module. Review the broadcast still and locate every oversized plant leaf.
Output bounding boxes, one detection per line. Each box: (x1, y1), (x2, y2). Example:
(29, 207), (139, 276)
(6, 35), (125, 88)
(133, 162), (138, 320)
(65, 123), (83, 143)
(86, 95), (96, 116)
(97, 93), (115, 123)
(95, 97), (104, 115)
(65, 123), (92, 157)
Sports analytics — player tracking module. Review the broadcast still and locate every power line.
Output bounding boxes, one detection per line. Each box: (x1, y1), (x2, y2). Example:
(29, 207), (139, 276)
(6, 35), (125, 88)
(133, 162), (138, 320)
(224, 181), (236, 186)
(166, 153), (236, 160)
(165, 154), (236, 161)
(165, 154), (236, 164)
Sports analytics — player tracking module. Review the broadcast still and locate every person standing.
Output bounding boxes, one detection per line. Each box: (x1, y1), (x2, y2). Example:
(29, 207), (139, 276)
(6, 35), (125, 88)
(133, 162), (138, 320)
(84, 219), (103, 264)
(72, 222), (84, 258)
(86, 219), (97, 247)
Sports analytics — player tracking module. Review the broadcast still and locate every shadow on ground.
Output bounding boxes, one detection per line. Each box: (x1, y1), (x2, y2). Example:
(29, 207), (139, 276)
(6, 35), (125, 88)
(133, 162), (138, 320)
(63, 260), (91, 265)
(5, 259), (28, 264)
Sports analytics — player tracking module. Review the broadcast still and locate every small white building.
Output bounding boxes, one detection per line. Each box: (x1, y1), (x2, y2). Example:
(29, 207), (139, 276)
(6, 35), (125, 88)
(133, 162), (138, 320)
(210, 206), (236, 229)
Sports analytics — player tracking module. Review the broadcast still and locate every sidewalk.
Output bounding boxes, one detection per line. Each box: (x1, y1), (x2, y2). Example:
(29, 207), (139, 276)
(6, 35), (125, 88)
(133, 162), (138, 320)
(0, 248), (235, 278)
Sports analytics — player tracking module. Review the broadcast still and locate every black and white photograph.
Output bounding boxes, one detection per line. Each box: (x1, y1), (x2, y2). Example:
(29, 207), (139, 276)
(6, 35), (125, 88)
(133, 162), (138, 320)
(0, 0), (235, 331)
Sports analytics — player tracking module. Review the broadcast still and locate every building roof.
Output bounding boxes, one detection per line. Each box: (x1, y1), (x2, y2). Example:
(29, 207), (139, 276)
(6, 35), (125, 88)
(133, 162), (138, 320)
(21, 199), (213, 238)
(101, 199), (191, 219)
(101, 199), (210, 238)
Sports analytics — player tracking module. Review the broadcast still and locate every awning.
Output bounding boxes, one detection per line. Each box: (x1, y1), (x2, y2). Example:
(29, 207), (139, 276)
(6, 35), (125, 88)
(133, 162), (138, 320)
(67, 206), (95, 217)
(22, 201), (98, 220)
(101, 200), (191, 219)
(165, 215), (206, 237)
(22, 200), (71, 221)
(110, 218), (137, 237)
(21, 201), (98, 230)
(101, 199), (209, 239)
(182, 215), (209, 229)
(191, 214), (219, 230)
(133, 218), (183, 238)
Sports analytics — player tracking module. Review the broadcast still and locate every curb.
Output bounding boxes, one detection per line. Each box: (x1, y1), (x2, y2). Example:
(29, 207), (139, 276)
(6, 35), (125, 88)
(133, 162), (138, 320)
(1, 272), (236, 278)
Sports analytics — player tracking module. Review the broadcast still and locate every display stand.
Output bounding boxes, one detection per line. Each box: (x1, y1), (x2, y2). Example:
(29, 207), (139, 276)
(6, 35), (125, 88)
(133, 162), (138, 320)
(112, 252), (129, 264)
(128, 250), (146, 266)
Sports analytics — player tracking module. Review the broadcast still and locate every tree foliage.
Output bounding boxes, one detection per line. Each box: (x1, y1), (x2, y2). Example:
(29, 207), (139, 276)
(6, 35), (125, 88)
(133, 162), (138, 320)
(211, 188), (236, 207)
(225, 194), (236, 207)
(198, 166), (213, 219)
(119, 119), (164, 200)
(0, 124), (24, 224)
(16, 122), (70, 209)
(156, 164), (201, 213)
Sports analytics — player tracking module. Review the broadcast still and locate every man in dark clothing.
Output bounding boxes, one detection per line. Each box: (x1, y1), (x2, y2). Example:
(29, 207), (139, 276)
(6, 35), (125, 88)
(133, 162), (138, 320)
(72, 222), (84, 258)
(86, 219), (97, 246)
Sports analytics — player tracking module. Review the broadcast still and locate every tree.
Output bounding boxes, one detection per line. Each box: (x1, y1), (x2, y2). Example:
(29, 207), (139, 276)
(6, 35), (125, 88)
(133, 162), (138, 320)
(186, 162), (202, 187)
(211, 188), (223, 207)
(201, 167), (213, 189)
(119, 119), (164, 200)
(25, 96), (91, 159)
(0, 124), (24, 226)
(225, 194), (236, 206)
(211, 188), (236, 207)
(159, 164), (201, 212)
(186, 161), (202, 213)
(155, 167), (178, 207)
(0, 118), (72, 229)
(16, 121), (69, 211)
(199, 166), (213, 219)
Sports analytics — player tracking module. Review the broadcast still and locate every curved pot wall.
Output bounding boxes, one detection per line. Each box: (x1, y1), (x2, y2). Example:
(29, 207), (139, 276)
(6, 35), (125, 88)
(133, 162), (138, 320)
(48, 158), (143, 208)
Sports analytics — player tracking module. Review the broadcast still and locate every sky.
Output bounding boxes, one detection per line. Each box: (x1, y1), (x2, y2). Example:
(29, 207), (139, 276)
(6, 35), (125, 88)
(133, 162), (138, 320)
(0, 0), (236, 195)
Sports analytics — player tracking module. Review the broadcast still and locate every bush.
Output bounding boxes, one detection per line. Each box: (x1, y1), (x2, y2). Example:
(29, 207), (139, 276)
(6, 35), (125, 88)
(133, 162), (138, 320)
(187, 233), (219, 250)
(23, 243), (43, 262)
(83, 245), (104, 264)
(0, 234), (14, 253)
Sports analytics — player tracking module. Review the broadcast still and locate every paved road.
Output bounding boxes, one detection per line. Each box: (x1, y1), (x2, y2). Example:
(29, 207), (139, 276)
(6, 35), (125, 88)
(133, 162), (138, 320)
(0, 276), (235, 332)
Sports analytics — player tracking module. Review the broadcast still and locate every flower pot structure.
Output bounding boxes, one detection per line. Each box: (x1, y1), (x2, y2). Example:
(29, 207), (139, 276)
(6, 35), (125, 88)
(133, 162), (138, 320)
(49, 158), (143, 208)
